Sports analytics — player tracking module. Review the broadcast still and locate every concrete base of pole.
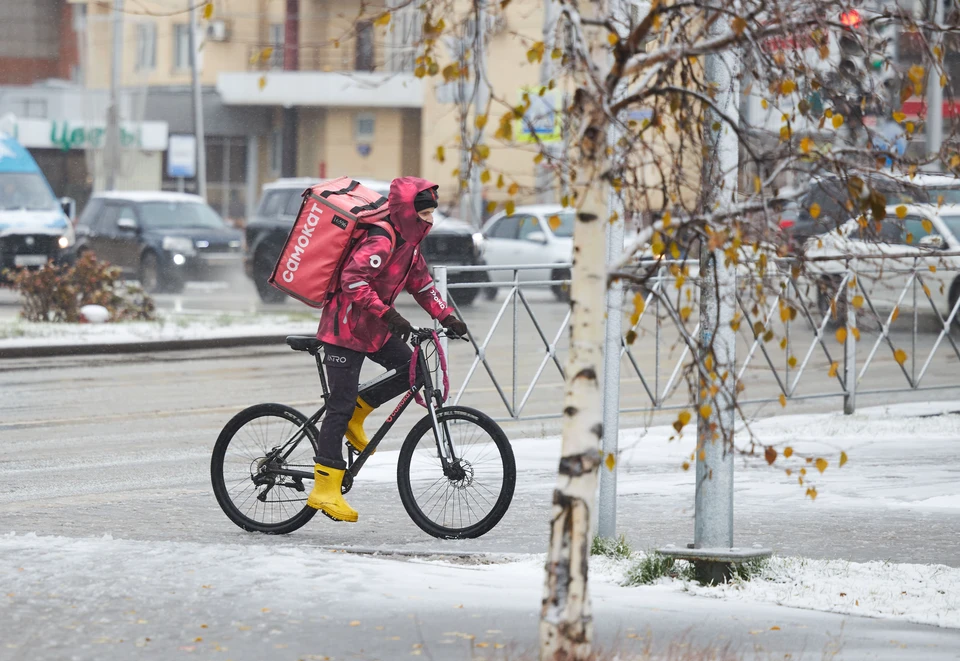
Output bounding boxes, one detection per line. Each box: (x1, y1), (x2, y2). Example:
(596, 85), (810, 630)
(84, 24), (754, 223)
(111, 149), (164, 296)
(658, 545), (773, 585)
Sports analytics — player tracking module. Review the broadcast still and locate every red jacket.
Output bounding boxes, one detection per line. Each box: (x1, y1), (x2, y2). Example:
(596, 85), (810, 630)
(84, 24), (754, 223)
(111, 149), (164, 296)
(316, 177), (453, 353)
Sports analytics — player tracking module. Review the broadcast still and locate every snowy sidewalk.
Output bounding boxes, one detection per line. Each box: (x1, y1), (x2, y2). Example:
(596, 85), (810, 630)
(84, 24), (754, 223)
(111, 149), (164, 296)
(0, 314), (319, 357)
(2, 533), (958, 661)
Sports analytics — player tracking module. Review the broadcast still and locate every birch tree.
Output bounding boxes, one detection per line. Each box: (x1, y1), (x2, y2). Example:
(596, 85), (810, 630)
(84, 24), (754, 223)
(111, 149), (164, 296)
(320, 0), (960, 656)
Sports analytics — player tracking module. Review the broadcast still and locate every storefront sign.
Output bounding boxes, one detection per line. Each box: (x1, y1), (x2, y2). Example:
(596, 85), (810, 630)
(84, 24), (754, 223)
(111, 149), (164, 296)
(167, 134), (197, 178)
(7, 117), (169, 152)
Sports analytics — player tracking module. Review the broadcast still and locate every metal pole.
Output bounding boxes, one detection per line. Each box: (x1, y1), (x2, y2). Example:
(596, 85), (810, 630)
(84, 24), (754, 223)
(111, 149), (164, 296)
(189, 0), (207, 199)
(694, 10), (739, 552)
(105, 0), (123, 191)
(926, 0), (944, 165)
(468, 0), (489, 227)
(597, 0), (626, 541)
(843, 268), (857, 415)
(536, 0), (560, 204)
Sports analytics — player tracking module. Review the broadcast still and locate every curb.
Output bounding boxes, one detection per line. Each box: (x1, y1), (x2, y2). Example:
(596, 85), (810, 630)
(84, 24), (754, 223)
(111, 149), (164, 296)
(0, 334), (292, 359)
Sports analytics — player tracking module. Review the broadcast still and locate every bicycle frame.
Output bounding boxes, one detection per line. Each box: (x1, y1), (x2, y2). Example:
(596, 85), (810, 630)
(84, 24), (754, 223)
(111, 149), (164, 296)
(262, 330), (459, 484)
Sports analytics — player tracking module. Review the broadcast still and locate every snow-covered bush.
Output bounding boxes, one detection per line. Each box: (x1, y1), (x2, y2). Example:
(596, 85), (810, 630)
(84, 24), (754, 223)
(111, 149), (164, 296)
(6, 253), (155, 323)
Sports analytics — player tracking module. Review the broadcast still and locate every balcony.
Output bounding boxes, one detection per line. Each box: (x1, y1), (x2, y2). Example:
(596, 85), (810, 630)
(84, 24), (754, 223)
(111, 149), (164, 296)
(217, 40), (421, 108)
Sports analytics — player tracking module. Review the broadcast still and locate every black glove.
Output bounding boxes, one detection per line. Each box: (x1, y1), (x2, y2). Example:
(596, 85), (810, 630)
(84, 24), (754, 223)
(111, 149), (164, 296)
(441, 315), (468, 338)
(381, 308), (413, 342)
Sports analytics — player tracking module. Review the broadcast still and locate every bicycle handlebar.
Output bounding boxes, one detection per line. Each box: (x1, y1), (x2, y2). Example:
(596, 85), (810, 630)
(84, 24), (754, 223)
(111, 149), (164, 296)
(409, 326), (469, 343)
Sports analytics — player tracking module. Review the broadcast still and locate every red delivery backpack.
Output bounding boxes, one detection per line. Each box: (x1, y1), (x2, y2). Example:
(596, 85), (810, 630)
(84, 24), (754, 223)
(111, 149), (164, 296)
(268, 177), (395, 308)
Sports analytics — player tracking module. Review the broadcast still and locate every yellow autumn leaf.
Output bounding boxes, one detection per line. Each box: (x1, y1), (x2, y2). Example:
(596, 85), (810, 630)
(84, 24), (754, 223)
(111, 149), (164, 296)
(893, 111), (906, 123)
(202, 1), (214, 20)
(836, 327), (847, 343)
(604, 453), (616, 471)
(435, 146), (445, 163)
(607, 32), (619, 45)
(486, 201), (498, 214)
(930, 265), (938, 273)
(815, 457), (828, 473)
(548, 215), (562, 231)
(732, 16), (747, 35)
(508, 182), (519, 196)
(832, 114), (844, 129)
(852, 327), (861, 341)
(809, 203), (821, 219)
(699, 404), (713, 419)
(852, 295), (864, 309)
(779, 393), (787, 408)
(894, 348), (907, 365)
(840, 451), (848, 467)
(349, 620), (361, 626)
(800, 136), (814, 153)
(922, 218), (934, 234)
(780, 126), (792, 141)
(806, 486), (818, 500)
(505, 200), (515, 215)
(828, 362), (839, 377)
(475, 114), (487, 130)
(896, 205), (908, 219)
(480, 170), (491, 184)
(784, 446), (794, 458)
(374, 12), (391, 27)
(781, 80), (797, 95)
(891, 306), (900, 322)
(761, 98), (769, 110)
(258, 75), (267, 90)
(788, 356), (797, 368)
(682, 461), (691, 471)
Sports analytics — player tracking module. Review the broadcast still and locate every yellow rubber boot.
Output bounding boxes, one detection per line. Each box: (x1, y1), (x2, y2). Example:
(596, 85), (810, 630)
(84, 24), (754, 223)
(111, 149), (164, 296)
(306, 463), (358, 522)
(345, 397), (375, 453)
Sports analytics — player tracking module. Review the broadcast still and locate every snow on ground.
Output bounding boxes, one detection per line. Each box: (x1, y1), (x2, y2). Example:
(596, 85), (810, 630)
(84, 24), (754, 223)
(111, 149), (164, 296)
(2, 531), (958, 636)
(677, 555), (960, 629)
(0, 313), (319, 347)
(349, 400), (960, 515)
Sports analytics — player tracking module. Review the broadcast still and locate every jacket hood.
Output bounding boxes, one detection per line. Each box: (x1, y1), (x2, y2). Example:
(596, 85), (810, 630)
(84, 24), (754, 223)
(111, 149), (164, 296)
(388, 177), (438, 245)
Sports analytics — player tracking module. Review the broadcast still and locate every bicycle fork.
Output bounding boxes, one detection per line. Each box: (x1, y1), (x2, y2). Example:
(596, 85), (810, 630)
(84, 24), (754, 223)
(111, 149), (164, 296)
(418, 349), (459, 471)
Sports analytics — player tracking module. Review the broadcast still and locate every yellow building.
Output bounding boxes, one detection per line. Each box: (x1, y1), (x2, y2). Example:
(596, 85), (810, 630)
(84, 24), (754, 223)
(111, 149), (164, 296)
(72, 0), (577, 222)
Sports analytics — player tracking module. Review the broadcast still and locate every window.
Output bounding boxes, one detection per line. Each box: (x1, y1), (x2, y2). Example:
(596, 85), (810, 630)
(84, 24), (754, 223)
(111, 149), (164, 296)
(355, 113), (376, 143)
(283, 190), (304, 216)
(487, 216), (521, 240)
(139, 202), (225, 230)
(95, 205), (122, 233)
(117, 205), (138, 227)
(546, 211), (576, 238)
(76, 199), (103, 228)
(269, 23), (284, 69)
(904, 216), (944, 247)
(270, 130), (283, 175)
(257, 190), (286, 219)
(517, 216), (543, 241)
(11, 98), (47, 119)
(174, 24), (191, 70)
(136, 22), (157, 71)
(204, 136), (248, 222)
(355, 21), (375, 71)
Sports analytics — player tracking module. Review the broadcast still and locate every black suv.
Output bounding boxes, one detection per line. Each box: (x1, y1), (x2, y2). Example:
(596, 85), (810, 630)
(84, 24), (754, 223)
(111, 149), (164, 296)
(244, 178), (489, 305)
(69, 192), (243, 293)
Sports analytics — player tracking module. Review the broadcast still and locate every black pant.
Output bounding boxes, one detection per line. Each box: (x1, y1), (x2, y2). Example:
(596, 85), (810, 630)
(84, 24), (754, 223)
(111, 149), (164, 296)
(316, 334), (413, 467)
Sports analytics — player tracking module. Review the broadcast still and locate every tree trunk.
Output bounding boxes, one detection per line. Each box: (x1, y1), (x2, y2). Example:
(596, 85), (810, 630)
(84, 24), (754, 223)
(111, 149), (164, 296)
(539, 211), (607, 660)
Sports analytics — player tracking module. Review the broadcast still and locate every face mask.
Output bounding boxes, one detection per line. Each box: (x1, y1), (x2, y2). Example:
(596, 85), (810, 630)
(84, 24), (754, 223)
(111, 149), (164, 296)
(418, 208), (436, 225)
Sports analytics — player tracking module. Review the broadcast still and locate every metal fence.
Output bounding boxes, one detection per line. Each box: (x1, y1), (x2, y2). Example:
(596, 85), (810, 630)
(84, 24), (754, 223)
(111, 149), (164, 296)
(434, 257), (960, 424)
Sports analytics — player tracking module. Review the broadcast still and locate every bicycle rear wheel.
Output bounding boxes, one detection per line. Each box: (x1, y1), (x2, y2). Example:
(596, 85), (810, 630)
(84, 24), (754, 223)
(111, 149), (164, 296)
(211, 403), (319, 534)
(397, 406), (515, 539)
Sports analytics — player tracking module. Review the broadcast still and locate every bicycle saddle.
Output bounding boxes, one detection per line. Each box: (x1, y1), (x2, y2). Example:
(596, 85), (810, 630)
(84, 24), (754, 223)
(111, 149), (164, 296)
(286, 336), (323, 353)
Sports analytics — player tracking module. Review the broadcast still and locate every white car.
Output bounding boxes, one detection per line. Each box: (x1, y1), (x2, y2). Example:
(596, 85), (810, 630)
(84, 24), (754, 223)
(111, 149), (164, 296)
(481, 204), (574, 300)
(804, 204), (960, 324)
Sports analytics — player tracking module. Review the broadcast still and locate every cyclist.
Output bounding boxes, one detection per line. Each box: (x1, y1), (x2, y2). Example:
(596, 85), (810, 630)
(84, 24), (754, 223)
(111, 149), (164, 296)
(307, 177), (469, 522)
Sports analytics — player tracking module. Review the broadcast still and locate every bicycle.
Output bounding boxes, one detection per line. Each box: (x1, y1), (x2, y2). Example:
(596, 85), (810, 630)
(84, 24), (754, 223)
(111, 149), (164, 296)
(210, 327), (516, 539)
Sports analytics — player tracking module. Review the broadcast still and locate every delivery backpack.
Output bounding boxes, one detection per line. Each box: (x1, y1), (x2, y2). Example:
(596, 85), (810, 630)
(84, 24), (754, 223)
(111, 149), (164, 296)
(268, 177), (395, 308)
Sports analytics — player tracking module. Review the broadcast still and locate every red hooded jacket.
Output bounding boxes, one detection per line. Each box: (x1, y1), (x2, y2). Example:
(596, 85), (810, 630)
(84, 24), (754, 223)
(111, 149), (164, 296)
(316, 177), (453, 353)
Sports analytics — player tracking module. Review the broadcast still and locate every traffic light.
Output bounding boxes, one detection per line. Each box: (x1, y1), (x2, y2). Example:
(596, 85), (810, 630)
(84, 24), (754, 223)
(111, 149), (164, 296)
(838, 10), (866, 84)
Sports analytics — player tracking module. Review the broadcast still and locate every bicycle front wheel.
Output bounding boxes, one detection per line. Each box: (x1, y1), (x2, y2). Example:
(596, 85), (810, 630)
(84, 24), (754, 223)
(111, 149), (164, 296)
(211, 403), (319, 534)
(397, 406), (516, 539)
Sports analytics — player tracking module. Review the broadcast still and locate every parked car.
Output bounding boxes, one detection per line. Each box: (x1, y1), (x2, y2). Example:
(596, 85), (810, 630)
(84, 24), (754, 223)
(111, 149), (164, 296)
(0, 130), (75, 275)
(244, 178), (488, 305)
(70, 192), (243, 293)
(481, 204), (575, 301)
(785, 172), (960, 250)
(804, 203), (960, 324)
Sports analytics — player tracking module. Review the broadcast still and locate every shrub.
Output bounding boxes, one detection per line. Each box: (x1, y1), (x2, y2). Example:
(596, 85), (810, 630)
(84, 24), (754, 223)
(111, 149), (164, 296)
(6, 253), (156, 323)
(591, 534), (633, 559)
